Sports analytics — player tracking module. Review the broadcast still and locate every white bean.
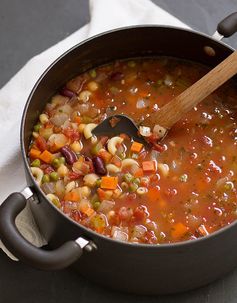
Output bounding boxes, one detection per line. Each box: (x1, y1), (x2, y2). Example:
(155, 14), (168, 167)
(78, 90), (92, 102)
(57, 164), (69, 177)
(65, 181), (77, 193)
(83, 173), (100, 187)
(39, 113), (49, 124)
(83, 123), (97, 139)
(31, 167), (44, 185)
(107, 136), (124, 155)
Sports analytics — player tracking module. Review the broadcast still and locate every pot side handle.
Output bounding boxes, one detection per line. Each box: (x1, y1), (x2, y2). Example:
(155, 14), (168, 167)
(0, 193), (88, 270)
(217, 12), (237, 38)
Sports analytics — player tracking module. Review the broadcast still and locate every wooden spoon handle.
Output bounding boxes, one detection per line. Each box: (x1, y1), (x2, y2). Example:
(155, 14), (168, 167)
(144, 50), (237, 129)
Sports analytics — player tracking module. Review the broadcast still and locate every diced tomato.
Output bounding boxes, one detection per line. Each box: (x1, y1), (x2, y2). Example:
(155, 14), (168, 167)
(118, 207), (133, 221)
(68, 171), (82, 180)
(44, 166), (55, 175)
(133, 205), (148, 222)
(71, 210), (82, 222)
(63, 127), (80, 141)
(36, 136), (47, 151)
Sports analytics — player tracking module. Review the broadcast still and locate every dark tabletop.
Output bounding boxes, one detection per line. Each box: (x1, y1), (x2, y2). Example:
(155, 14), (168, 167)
(1, 1), (237, 302)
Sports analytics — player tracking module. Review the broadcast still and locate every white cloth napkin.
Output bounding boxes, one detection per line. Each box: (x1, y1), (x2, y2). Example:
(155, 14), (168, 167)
(0, 0), (189, 260)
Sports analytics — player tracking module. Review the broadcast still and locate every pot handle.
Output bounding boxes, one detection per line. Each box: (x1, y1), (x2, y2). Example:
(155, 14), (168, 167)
(217, 12), (237, 37)
(0, 192), (93, 270)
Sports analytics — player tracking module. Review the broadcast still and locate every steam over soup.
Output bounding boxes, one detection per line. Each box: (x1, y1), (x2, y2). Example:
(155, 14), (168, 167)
(29, 57), (237, 244)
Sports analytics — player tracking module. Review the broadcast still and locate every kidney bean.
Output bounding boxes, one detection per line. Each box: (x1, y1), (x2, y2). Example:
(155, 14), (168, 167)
(60, 87), (75, 98)
(92, 156), (107, 175)
(61, 146), (77, 165)
(110, 72), (124, 81)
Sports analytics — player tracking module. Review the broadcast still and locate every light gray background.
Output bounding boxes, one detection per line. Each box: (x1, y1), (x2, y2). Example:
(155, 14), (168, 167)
(1, 1), (237, 302)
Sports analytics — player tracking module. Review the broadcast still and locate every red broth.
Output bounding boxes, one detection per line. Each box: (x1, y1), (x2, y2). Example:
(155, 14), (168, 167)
(29, 57), (237, 244)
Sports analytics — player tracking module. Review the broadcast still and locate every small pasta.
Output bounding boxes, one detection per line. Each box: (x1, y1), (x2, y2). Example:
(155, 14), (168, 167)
(107, 136), (124, 155)
(83, 123), (97, 139)
(70, 140), (83, 153)
(83, 173), (100, 187)
(106, 164), (121, 174)
(31, 167), (44, 185)
(121, 158), (139, 169)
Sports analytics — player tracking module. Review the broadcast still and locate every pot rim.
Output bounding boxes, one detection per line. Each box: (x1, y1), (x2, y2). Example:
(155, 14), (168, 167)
(21, 24), (236, 249)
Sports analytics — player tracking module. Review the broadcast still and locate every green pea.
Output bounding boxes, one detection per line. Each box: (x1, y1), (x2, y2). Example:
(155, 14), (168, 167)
(93, 202), (101, 210)
(50, 172), (59, 181)
(34, 124), (41, 132)
(52, 158), (60, 168)
(31, 159), (41, 167)
(89, 69), (97, 78)
(59, 157), (66, 164)
(42, 174), (50, 183)
(95, 179), (102, 187)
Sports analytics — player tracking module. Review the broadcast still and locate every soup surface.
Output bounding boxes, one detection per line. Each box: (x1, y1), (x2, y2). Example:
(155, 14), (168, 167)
(29, 57), (237, 244)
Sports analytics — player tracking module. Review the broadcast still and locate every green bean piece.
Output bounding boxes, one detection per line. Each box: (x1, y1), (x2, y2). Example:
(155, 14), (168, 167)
(129, 183), (139, 192)
(34, 124), (41, 132)
(31, 159), (41, 167)
(133, 178), (140, 185)
(123, 173), (133, 183)
(52, 199), (61, 208)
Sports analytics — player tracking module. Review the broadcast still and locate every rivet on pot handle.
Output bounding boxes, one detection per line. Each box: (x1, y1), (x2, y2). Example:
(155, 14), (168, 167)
(0, 190), (95, 270)
(215, 12), (237, 39)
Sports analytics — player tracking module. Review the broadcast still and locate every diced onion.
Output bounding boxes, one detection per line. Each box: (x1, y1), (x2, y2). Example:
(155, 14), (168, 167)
(164, 75), (173, 86)
(136, 98), (149, 109)
(139, 126), (151, 137)
(98, 200), (115, 214)
(41, 182), (55, 194)
(50, 113), (69, 126)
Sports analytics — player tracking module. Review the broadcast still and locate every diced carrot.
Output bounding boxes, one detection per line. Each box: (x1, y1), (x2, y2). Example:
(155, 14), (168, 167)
(171, 223), (189, 239)
(36, 135), (47, 151)
(101, 176), (118, 190)
(74, 116), (82, 124)
(142, 160), (156, 173)
(97, 188), (107, 201)
(64, 191), (80, 202)
(111, 155), (122, 167)
(29, 148), (41, 160)
(84, 207), (95, 217)
(133, 168), (144, 177)
(98, 149), (112, 163)
(39, 150), (54, 164)
(131, 141), (143, 153)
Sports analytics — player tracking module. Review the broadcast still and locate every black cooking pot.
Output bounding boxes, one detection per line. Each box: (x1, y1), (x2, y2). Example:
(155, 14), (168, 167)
(1, 13), (237, 295)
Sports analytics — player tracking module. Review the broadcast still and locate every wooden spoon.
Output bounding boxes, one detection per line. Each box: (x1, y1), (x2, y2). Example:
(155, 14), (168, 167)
(93, 50), (237, 144)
